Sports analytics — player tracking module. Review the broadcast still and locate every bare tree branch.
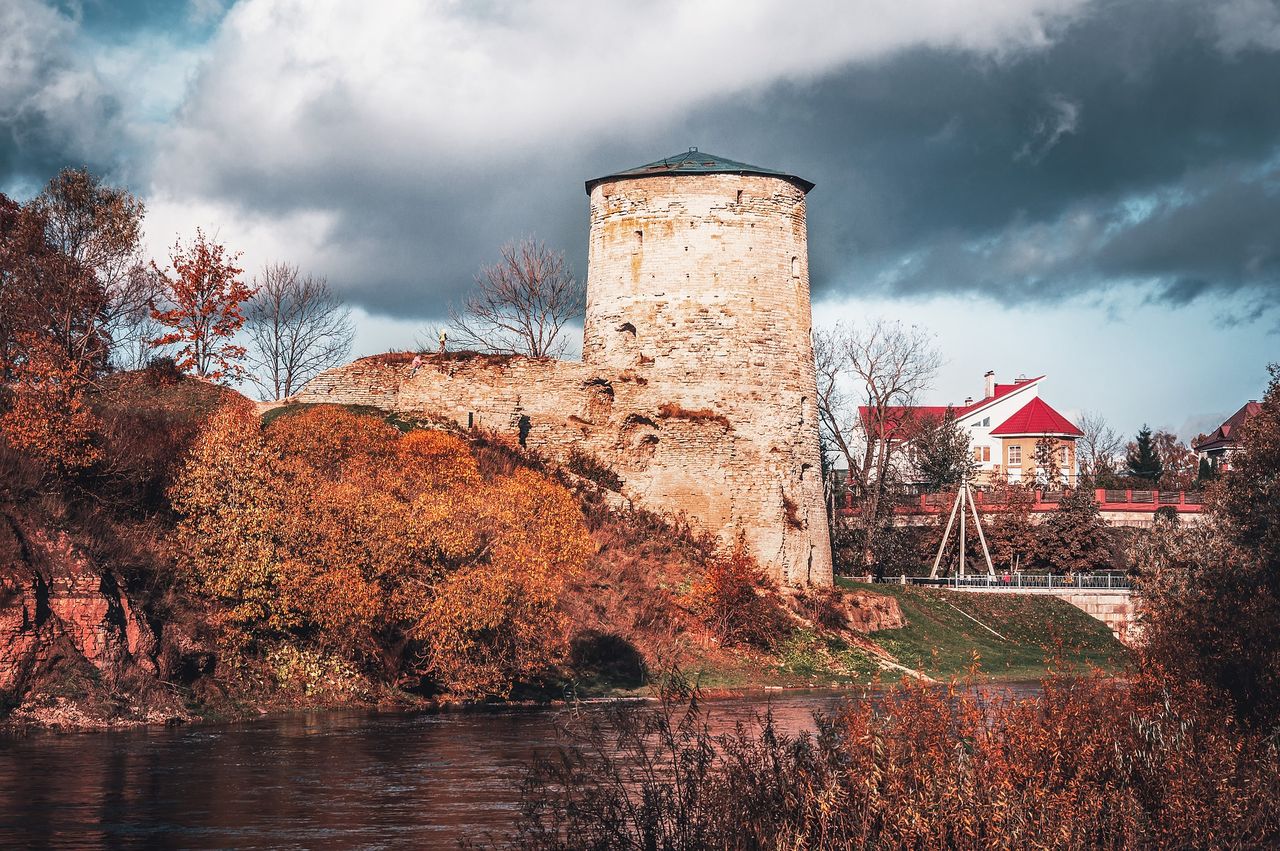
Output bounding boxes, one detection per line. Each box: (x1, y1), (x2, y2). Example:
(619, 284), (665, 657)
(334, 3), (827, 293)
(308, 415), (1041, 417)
(448, 237), (583, 358)
(245, 262), (355, 400)
(814, 319), (942, 570)
(1077, 410), (1124, 483)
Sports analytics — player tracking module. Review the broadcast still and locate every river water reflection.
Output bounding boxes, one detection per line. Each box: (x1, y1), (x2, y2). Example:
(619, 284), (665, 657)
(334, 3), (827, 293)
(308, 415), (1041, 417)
(1, 684), (1039, 848)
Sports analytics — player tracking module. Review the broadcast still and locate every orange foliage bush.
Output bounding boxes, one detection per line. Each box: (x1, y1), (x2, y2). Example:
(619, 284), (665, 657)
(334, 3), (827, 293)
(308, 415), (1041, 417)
(0, 337), (102, 471)
(690, 536), (792, 649)
(169, 404), (594, 698)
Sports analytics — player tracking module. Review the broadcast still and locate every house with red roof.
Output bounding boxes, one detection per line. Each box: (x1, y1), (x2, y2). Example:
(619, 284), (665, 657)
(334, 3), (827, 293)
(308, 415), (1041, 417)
(1192, 401), (1262, 473)
(859, 371), (1084, 486)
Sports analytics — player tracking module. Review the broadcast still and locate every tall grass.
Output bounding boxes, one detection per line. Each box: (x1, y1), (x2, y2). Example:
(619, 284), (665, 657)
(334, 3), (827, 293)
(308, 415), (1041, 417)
(502, 670), (1280, 850)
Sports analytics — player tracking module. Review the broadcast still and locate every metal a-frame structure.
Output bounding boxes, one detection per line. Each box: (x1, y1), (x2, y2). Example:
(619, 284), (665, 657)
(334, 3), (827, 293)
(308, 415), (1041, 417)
(929, 479), (995, 578)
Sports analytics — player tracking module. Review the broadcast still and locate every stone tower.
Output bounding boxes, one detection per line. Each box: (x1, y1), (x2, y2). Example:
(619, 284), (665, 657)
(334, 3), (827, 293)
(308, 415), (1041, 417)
(581, 150), (831, 585)
(293, 149), (833, 586)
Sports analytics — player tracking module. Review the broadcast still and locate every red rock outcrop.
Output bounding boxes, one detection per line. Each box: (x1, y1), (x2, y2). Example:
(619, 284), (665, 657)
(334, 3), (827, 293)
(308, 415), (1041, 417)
(0, 512), (164, 720)
(843, 591), (907, 633)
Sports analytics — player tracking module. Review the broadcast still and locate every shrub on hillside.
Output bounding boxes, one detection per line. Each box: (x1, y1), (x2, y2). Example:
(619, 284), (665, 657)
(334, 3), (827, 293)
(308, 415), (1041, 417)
(169, 403), (594, 698)
(690, 537), (792, 649)
(791, 585), (848, 630)
(0, 341), (102, 473)
(565, 448), (623, 492)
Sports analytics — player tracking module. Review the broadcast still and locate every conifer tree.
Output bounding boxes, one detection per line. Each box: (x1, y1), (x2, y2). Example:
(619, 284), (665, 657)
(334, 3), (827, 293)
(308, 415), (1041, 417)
(913, 408), (974, 491)
(1127, 424), (1163, 483)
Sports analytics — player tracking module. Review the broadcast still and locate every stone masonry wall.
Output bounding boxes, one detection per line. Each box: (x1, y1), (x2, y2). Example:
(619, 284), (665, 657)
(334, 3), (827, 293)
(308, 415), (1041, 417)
(295, 170), (833, 586)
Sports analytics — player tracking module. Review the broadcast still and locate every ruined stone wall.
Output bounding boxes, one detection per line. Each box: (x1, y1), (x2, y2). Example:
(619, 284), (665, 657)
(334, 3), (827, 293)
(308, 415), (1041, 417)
(294, 170), (833, 586)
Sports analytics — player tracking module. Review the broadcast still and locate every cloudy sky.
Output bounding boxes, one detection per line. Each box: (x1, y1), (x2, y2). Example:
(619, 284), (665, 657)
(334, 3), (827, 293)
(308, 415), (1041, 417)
(3, 0), (1278, 440)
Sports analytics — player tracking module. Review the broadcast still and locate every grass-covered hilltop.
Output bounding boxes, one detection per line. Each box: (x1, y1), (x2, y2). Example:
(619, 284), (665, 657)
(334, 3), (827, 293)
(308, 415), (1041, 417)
(0, 364), (1129, 730)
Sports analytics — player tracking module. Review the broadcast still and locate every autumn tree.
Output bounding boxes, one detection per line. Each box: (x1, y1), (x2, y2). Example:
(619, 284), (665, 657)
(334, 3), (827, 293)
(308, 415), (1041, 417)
(1033, 436), (1064, 486)
(0, 187), (113, 471)
(244, 262), (354, 400)
(1142, 363), (1280, 730)
(1151, 429), (1197, 490)
(814, 320), (941, 569)
(1076, 410), (1124, 487)
(169, 404), (593, 698)
(912, 407), (974, 491)
(0, 336), (102, 471)
(33, 168), (155, 369)
(0, 195), (52, 377)
(448, 237), (584, 358)
(1126, 424), (1162, 484)
(1035, 487), (1113, 574)
(150, 229), (255, 382)
(981, 477), (1038, 572)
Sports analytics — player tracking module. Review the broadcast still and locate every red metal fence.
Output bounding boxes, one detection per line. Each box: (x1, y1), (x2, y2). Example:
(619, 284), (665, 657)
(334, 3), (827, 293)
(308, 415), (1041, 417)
(838, 488), (1204, 516)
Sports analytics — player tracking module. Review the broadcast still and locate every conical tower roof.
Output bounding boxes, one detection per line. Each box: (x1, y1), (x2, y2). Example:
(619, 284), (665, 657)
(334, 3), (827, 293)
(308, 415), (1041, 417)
(586, 148), (814, 195)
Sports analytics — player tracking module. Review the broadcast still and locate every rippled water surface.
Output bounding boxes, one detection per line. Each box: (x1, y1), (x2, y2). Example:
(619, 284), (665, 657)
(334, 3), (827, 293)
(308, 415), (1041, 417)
(0, 685), (1038, 849)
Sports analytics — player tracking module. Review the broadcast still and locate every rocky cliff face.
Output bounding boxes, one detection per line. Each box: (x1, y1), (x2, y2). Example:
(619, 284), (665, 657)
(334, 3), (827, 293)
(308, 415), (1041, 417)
(0, 511), (183, 729)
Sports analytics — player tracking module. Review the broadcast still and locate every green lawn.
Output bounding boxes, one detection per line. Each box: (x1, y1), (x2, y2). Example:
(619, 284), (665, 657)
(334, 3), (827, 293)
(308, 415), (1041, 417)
(837, 579), (1131, 681)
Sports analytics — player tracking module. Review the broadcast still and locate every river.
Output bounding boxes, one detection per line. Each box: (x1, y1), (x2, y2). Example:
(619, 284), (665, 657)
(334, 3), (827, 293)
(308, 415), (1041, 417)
(0, 685), (1039, 848)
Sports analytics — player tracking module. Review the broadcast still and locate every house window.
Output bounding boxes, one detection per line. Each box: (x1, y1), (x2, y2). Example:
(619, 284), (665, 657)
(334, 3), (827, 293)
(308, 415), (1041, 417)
(983, 446), (991, 462)
(974, 447), (983, 462)
(1008, 445), (1022, 466)
(982, 417), (990, 427)
(1060, 446), (1069, 465)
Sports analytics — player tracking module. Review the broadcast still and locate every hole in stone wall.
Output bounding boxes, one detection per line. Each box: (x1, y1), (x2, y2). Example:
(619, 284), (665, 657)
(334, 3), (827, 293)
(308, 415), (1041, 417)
(634, 229), (642, 247)
(518, 415), (531, 447)
(583, 379), (615, 423)
(618, 322), (636, 337)
(736, 189), (743, 203)
(467, 412), (474, 429)
(621, 415), (661, 469)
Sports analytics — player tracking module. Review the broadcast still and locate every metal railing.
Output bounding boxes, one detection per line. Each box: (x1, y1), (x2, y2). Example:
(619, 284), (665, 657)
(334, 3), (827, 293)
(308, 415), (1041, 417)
(860, 573), (1132, 591)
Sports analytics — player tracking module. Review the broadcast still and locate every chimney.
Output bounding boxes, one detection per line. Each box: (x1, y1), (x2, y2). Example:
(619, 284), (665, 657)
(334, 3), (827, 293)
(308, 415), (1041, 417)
(964, 396), (973, 407)
(984, 370), (995, 399)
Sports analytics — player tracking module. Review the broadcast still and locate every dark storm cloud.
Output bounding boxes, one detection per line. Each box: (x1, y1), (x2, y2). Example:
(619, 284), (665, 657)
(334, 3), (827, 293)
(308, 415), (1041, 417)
(674, 0), (1280, 306)
(0, 0), (125, 192)
(7, 0), (1279, 324)
(1, 0), (220, 195)
(288, 0), (1280, 319)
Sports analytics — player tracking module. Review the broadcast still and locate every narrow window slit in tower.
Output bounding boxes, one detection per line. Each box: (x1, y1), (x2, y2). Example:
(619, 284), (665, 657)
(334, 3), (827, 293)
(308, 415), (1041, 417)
(634, 229), (642, 247)
(791, 256), (799, 277)
(736, 189), (743, 204)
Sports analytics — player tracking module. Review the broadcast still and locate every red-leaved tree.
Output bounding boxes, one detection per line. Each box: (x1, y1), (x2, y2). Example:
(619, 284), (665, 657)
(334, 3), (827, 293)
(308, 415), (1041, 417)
(150, 229), (254, 381)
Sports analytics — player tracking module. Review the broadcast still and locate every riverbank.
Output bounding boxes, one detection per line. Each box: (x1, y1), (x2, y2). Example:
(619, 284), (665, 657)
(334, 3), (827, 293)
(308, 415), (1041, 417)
(0, 378), (1129, 734)
(3, 576), (1127, 735)
(561, 579), (1130, 700)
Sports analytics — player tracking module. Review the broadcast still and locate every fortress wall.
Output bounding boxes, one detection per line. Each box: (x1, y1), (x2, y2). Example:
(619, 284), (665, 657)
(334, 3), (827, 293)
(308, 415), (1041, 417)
(294, 350), (831, 585)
